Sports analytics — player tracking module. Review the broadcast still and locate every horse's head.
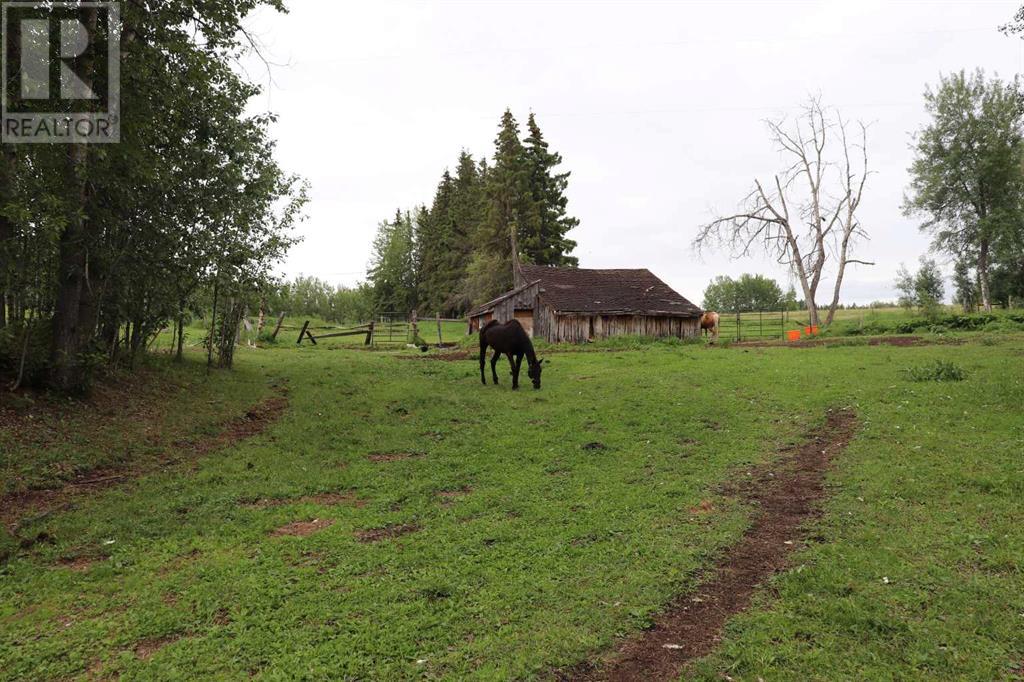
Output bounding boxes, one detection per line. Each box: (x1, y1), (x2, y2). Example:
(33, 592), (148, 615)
(527, 358), (545, 390)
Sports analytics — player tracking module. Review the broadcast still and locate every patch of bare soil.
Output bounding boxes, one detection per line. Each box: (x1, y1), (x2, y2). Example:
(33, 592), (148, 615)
(437, 487), (472, 500)
(865, 336), (923, 347)
(1, 385), (290, 536)
(134, 634), (184, 660)
(367, 451), (425, 463)
(734, 335), (928, 349)
(355, 522), (421, 543)
(57, 555), (104, 573)
(241, 492), (366, 509)
(193, 393), (289, 456)
(560, 408), (857, 682)
(304, 492), (366, 507)
(688, 499), (715, 515)
(270, 518), (334, 537)
(437, 487), (472, 508)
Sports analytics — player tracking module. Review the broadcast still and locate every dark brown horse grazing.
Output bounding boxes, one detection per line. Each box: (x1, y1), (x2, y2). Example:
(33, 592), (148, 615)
(479, 319), (545, 390)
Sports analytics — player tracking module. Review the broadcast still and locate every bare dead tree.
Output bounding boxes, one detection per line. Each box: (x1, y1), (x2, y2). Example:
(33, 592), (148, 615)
(694, 98), (872, 326)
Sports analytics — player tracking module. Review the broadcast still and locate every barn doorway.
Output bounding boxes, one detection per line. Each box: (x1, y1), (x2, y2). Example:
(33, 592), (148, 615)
(514, 309), (534, 337)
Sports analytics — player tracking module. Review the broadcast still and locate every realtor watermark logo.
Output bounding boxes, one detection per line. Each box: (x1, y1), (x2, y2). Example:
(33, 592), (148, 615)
(2, 1), (120, 143)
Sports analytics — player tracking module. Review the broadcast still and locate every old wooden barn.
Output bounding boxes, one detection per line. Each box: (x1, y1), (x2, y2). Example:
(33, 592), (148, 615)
(468, 264), (703, 343)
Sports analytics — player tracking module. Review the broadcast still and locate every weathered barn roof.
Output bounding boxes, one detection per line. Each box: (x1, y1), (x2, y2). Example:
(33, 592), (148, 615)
(521, 264), (703, 317)
(467, 279), (541, 318)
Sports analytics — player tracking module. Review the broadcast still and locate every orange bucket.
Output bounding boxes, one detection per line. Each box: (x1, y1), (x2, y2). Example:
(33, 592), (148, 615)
(804, 325), (819, 336)
(786, 330), (801, 342)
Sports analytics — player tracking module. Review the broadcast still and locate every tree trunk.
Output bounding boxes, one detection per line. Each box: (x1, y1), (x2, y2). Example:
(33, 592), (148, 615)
(128, 319), (144, 369)
(207, 277), (219, 372)
(791, 251), (820, 327)
(11, 306), (36, 391)
(102, 318), (119, 362)
(805, 298), (820, 327)
(825, 236), (854, 326)
(48, 8), (98, 393)
(50, 148), (93, 391)
(978, 239), (992, 312)
(175, 302), (186, 362)
(257, 297), (267, 337)
(0, 15), (19, 332)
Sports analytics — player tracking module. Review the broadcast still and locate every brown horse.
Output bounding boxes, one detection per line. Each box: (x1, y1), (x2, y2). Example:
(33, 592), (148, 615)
(700, 311), (720, 341)
(479, 319), (545, 390)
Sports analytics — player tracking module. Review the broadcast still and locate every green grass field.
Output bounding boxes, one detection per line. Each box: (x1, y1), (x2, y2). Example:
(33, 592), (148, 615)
(1, 330), (1023, 680)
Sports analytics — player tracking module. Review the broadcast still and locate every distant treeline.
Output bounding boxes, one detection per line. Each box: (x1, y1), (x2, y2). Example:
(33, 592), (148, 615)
(266, 277), (374, 324)
(365, 110), (580, 317)
(700, 273), (933, 313)
(702, 274), (801, 313)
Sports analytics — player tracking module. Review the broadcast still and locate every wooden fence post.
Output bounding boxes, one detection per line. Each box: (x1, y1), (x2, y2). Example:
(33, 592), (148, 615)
(365, 320), (374, 346)
(270, 311), (286, 341)
(411, 310), (418, 344)
(297, 320), (310, 345)
(436, 312), (443, 345)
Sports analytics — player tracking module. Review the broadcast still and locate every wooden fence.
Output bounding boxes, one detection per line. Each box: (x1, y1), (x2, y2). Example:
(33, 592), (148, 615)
(295, 320), (374, 346)
(294, 311), (465, 347)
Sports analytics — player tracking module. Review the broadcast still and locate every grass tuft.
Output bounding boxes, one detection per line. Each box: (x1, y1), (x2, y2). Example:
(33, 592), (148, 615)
(904, 359), (967, 382)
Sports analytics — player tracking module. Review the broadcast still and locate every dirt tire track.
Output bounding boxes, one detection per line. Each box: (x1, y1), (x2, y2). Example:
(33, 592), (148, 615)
(1, 384), (290, 536)
(561, 408), (858, 682)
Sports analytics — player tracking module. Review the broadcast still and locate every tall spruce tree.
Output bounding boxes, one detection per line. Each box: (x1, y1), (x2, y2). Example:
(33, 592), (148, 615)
(417, 171), (455, 313)
(523, 113), (579, 266)
(477, 110), (536, 292)
(381, 111), (581, 309)
(442, 152), (485, 312)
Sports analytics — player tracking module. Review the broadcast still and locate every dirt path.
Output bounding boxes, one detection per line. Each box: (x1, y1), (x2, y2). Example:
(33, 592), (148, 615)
(561, 408), (858, 681)
(1, 385), (289, 537)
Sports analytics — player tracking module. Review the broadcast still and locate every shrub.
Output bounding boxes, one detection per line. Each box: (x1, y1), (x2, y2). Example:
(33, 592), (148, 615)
(257, 330), (281, 345)
(982, 319), (1024, 333)
(904, 360), (967, 382)
(0, 320), (54, 387)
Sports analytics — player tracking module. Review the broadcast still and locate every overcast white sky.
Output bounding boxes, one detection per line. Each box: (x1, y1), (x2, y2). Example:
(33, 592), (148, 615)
(241, 0), (1024, 305)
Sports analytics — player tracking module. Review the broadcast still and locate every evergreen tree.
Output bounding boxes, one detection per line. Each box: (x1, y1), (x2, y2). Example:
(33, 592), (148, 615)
(476, 110), (535, 296)
(442, 152), (485, 312)
(379, 110), (582, 310)
(523, 113), (579, 266)
(417, 172), (455, 313)
(368, 210), (417, 312)
(413, 152), (487, 315)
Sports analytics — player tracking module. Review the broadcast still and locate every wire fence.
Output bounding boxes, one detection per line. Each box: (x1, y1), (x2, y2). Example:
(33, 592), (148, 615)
(716, 310), (811, 342)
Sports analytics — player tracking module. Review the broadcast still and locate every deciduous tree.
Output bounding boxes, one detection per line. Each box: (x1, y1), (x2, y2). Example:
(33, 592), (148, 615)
(903, 70), (1024, 312)
(694, 97), (871, 327)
